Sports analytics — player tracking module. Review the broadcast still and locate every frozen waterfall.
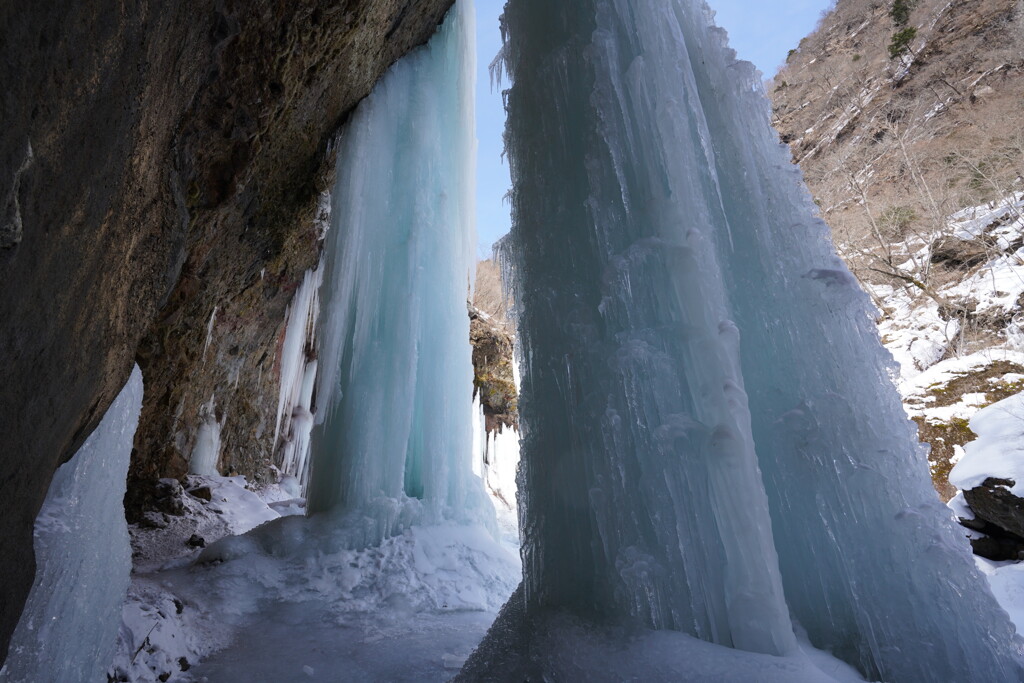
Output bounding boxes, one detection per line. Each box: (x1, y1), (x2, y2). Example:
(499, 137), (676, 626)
(308, 0), (494, 541)
(464, 0), (1024, 680)
(1, 366), (143, 683)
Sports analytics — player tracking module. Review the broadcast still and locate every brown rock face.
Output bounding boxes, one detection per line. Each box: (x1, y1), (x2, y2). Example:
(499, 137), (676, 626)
(0, 0), (453, 664)
(770, 0), (1023, 293)
(470, 305), (519, 437)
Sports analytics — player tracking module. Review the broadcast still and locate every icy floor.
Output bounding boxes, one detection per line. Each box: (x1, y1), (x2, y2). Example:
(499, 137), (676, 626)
(113, 474), (521, 683)
(187, 605), (496, 682)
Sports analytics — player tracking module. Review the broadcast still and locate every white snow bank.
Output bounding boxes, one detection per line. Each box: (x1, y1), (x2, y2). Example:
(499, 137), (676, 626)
(976, 558), (1024, 635)
(870, 284), (959, 382)
(949, 392), (1024, 495)
(127, 474), (299, 574)
(2, 366), (144, 683)
(201, 475), (286, 536)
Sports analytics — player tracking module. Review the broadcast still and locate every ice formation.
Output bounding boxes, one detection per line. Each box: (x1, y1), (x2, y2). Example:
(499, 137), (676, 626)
(308, 0), (493, 543)
(275, 265), (323, 488)
(188, 396), (222, 476)
(1, 366), (143, 683)
(474, 0), (1024, 680)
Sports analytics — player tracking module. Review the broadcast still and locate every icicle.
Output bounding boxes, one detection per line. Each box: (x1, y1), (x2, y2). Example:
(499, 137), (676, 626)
(202, 305), (218, 363)
(273, 265), (323, 457)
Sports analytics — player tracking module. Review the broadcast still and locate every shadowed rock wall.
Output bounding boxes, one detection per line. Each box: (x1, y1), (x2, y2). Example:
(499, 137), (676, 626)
(0, 0), (453, 664)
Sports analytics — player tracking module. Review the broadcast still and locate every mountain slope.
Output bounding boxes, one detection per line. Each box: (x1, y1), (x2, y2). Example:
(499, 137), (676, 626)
(771, 0), (1024, 517)
(772, 0), (1023, 273)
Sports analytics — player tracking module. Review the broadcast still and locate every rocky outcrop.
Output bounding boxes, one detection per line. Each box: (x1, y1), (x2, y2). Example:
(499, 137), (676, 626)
(960, 478), (1024, 560)
(0, 0), (453, 663)
(470, 305), (518, 437)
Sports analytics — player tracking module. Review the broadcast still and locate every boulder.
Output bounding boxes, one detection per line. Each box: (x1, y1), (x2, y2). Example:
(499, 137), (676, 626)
(963, 478), (1024, 539)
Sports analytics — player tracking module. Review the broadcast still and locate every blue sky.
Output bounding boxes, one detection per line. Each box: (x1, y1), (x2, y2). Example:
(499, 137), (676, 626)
(473, 0), (835, 254)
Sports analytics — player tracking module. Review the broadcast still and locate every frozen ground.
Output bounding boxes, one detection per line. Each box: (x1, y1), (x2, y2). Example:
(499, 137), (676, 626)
(112, 470), (521, 682)
(189, 607), (497, 682)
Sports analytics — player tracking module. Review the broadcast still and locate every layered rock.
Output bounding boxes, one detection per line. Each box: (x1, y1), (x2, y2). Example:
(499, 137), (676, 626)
(470, 305), (518, 438)
(0, 0), (453, 663)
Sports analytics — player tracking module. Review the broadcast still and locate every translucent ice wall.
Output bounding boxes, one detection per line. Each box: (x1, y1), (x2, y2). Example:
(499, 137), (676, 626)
(498, 0), (1023, 679)
(308, 0), (492, 541)
(1, 366), (143, 683)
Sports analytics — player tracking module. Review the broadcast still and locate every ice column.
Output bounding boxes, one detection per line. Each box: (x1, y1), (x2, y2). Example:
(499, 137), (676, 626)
(497, 0), (1023, 678)
(188, 396), (222, 476)
(668, 3), (1024, 680)
(308, 0), (492, 541)
(1, 366), (143, 683)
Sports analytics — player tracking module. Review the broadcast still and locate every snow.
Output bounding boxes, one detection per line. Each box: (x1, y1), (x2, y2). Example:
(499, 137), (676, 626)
(868, 282), (959, 383)
(863, 193), (1024, 385)
(473, 362), (521, 548)
(978, 558), (1024, 634)
(901, 348), (1024, 411)
(949, 392), (1024, 495)
(942, 390), (1024, 638)
(2, 366), (144, 683)
(113, 515), (519, 682)
(490, 0), (1023, 679)
(113, 463), (520, 682)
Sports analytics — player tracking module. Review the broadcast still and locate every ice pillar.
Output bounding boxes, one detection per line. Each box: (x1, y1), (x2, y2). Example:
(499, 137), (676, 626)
(498, 0), (1023, 678)
(308, 0), (492, 541)
(499, 0), (794, 656)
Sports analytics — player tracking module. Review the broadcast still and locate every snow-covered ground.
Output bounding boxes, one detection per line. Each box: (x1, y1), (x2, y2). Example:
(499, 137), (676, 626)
(870, 193), (1024, 387)
(865, 194), (1024, 447)
(112, 465), (522, 683)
